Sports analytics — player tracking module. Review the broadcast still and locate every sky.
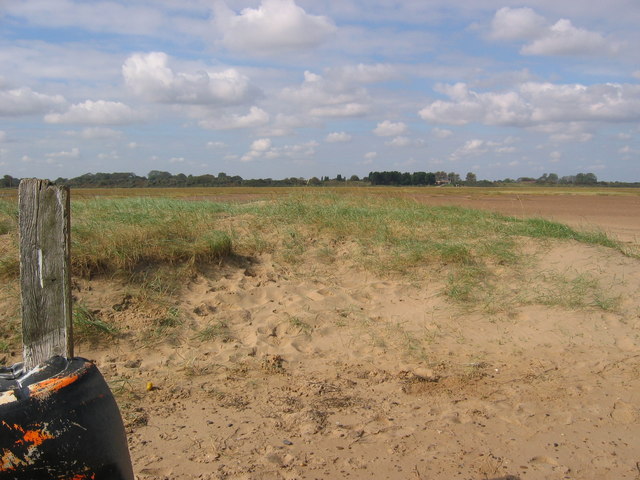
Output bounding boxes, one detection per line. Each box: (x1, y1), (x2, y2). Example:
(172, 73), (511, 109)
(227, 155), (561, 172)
(1, 0), (639, 182)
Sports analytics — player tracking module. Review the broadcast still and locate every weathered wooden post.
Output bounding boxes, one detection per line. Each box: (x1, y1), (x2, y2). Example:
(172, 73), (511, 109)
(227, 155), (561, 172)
(18, 178), (73, 370)
(0, 179), (134, 480)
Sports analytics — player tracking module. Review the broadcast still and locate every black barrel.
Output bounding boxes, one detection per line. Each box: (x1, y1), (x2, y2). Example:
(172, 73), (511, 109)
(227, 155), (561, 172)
(0, 356), (134, 479)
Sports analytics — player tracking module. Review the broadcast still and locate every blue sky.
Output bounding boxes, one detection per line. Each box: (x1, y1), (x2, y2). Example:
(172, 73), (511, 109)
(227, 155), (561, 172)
(1, 0), (639, 181)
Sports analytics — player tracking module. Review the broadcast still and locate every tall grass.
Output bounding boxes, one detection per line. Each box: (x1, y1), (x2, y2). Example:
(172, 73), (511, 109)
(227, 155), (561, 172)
(70, 197), (233, 276)
(0, 193), (631, 307)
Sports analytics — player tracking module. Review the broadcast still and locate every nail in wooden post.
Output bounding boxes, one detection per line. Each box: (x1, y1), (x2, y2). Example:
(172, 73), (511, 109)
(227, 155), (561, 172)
(19, 179), (73, 371)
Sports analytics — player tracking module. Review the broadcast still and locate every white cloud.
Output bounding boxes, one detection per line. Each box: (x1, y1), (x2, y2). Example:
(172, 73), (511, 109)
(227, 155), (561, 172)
(45, 100), (141, 125)
(68, 127), (122, 139)
(169, 157), (185, 164)
(281, 70), (371, 118)
(0, 86), (66, 116)
(522, 19), (616, 56)
(374, 120), (407, 136)
(310, 103), (369, 117)
(432, 127), (453, 138)
(326, 64), (395, 84)
(123, 52), (257, 106)
(271, 140), (319, 160)
(419, 82), (640, 127)
(199, 106), (269, 130)
(364, 151), (377, 160)
(385, 136), (411, 147)
(326, 132), (352, 143)
(97, 151), (119, 160)
(46, 147), (80, 159)
(5, 0), (166, 36)
(251, 138), (272, 152)
(451, 137), (518, 160)
(453, 139), (488, 158)
(489, 7), (618, 56)
(490, 7), (546, 41)
(213, 0), (336, 54)
(206, 141), (226, 149)
(239, 137), (317, 163)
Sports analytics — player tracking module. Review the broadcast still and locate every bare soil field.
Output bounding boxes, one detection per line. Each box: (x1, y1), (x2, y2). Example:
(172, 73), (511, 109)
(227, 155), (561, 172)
(2, 189), (639, 480)
(404, 191), (640, 246)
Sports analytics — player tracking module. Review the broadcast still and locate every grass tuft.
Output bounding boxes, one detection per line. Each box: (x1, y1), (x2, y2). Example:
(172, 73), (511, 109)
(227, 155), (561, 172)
(73, 304), (120, 344)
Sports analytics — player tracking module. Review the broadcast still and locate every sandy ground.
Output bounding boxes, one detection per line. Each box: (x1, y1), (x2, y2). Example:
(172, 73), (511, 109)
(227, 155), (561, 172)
(5, 192), (640, 479)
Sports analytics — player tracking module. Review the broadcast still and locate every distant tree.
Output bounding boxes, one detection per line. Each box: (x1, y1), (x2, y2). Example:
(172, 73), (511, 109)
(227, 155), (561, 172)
(425, 172), (436, 185)
(411, 171), (427, 185)
(575, 172), (597, 185)
(308, 176), (321, 185)
(349, 175), (360, 182)
(547, 173), (559, 184)
(0, 175), (16, 188)
(465, 172), (477, 185)
(336, 174), (344, 181)
(447, 172), (461, 184)
(435, 171), (448, 182)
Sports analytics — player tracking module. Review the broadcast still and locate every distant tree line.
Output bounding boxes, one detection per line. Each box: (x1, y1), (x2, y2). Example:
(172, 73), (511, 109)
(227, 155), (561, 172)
(0, 170), (638, 189)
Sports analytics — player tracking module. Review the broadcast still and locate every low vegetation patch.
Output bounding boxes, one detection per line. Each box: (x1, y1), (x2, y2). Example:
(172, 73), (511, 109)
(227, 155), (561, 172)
(0, 192), (630, 321)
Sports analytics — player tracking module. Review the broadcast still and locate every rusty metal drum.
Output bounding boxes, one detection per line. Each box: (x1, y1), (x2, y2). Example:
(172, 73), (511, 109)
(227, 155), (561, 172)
(0, 356), (134, 479)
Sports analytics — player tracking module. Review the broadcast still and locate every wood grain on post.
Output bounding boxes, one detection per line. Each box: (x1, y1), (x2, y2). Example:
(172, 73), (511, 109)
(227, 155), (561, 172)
(19, 179), (73, 371)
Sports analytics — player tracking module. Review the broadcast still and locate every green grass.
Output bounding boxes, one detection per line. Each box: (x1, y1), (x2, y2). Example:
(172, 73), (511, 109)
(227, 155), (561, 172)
(73, 303), (120, 344)
(71, 197), (233, 277)
(193, 320), (233, 342)
(0, 192), (632, 314)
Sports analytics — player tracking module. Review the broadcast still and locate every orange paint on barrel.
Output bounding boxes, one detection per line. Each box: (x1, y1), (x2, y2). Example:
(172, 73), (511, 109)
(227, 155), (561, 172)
(28, 374), (79, 398)
(20, 428), (54, 447)
(0, 421), (55, 471)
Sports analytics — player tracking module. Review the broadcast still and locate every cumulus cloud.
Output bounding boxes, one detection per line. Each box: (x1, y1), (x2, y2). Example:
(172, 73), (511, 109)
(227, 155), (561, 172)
(432, 127), (453, 138)
(199, 106), (269, 130)
(326, 64), (395, 84)
(451, 137), (518, 160)
(489, 7), (618, 56)
(374, 120), (407, 137)
(522, 19), (616, 56)
(123, 52), (257, 106)
(45, 100), (141, 125)
(213, 0), (336, 54)
(0, 86), (66, 116)
(281, 70), (371, 118)
(5, 0), (165, 36)
(46, 147), (80, 159)
(490, 7), (547, 41)
(241, 138), (271, 162)
(419, 82), (640, 127)
(326, 132), (352, 143)
(66, 127), (123, 139)
(385, 136), (412, 147)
